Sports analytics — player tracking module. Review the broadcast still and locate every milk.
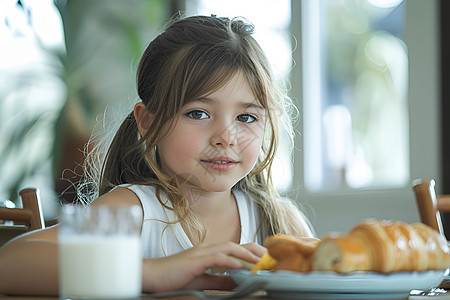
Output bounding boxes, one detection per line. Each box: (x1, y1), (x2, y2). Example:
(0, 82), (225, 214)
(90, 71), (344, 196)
(59, 235), (142, 299)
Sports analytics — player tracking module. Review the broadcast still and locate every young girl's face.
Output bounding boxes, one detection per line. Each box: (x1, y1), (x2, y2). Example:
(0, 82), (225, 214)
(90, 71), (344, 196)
(157, 71), (265, 194)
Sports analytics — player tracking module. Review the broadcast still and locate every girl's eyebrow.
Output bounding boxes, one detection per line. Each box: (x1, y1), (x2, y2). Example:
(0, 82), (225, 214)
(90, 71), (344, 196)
(188, 97), (264, 110)
(240, 102), (264, 110)
(186, 97), (211, 104)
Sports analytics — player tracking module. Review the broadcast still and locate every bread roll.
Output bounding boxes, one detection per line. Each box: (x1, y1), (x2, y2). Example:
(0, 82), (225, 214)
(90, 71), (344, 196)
(312, 219), (450, 273)
(251, 252), (277, 273)
(254, 220), (450, 274)
(312, 233), (371, 273)
(257, 234), (319, 273)
(412, 222), (450, 270)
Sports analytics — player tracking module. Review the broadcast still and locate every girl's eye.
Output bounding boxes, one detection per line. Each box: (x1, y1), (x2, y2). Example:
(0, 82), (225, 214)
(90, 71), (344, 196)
(187, 110), (209, 120)
(236, 114), (257, 123)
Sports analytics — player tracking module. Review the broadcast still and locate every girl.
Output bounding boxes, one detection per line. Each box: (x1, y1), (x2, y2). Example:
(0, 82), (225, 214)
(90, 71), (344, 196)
(79, 14), (314, 258)
(84, 14), (315, 257)
(0, 15), (314, 295)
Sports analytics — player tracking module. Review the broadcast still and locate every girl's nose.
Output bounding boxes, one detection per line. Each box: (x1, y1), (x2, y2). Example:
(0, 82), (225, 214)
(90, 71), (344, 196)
(210, 124), (237, 148)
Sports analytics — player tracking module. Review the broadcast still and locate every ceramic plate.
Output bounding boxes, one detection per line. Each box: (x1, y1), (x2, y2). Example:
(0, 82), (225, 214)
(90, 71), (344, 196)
(228, 269), (447, 299)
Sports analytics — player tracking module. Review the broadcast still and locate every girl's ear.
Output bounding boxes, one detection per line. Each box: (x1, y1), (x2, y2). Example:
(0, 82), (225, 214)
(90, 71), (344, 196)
(134, 102), (152, 136)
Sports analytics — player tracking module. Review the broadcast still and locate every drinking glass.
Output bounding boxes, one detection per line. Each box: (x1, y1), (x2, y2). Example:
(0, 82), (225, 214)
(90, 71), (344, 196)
(58, 205), (143, 300)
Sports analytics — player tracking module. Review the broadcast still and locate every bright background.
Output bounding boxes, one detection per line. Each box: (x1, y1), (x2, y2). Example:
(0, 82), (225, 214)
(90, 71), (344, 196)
(0, 0), (442, 236)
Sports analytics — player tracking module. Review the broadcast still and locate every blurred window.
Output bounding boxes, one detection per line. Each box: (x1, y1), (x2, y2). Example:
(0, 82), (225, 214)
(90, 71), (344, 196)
(301, 0), (409, 191)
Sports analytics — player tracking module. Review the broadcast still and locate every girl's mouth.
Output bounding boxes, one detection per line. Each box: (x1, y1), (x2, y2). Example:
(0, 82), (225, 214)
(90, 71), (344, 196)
(200, 157), (238, 172)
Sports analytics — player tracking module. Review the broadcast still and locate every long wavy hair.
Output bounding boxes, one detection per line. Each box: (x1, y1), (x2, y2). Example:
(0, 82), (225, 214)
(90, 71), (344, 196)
(80, 15), (312, 244)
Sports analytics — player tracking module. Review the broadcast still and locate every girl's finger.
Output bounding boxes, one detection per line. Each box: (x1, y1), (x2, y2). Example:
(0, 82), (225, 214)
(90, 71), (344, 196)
(214, 242), (262, 263)
(190, 242), (260, 263)
(240, 242), (267, 257)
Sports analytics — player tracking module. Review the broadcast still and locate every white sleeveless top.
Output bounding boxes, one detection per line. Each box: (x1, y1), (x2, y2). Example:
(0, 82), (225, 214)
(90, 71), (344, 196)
(122, 184), (262, 258)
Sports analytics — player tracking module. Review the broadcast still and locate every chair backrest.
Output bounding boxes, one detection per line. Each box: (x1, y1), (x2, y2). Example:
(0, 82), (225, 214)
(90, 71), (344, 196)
(0, 188), (45, 231)
(412, 178), (450, 237)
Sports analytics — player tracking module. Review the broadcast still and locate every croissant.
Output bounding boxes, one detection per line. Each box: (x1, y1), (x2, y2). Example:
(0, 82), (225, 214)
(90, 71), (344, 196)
(412, 222), (450, 270)
(311, 233), (372, 273)
(312, 219), (450, 273)
(251, 234), (319, 273)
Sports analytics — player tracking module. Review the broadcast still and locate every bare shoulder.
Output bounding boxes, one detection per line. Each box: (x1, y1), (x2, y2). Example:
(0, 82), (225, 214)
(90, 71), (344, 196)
(4, 225), (59, 245)
(91, 186), (141, 208)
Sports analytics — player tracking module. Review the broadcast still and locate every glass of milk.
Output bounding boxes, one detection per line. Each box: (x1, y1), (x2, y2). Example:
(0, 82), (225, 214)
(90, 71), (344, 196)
(58, 205), (143, 300)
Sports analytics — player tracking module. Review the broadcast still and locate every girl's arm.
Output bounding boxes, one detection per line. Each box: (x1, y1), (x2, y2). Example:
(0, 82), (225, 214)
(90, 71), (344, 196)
(0, 188), (266, 295)
(142, 242), (265, 293)
(0, 187), (139, 296)
(0, 226), (59, 295)
(0, 227), (264, 295)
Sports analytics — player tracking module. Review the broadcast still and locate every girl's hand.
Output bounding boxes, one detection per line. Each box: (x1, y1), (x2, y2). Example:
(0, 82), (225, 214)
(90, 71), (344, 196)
(240, 242), (267, 257)
(142, 242), (265, 293)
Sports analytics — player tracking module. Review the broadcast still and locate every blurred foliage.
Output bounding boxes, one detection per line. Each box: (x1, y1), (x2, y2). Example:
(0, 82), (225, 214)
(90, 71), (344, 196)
(0, 0), (181, 210)
(52, 0), (173, 203)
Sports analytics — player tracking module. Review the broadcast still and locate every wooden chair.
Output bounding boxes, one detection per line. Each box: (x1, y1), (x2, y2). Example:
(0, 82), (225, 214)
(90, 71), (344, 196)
(0, 188), (45, 246)
(412, 178), (450, 237)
